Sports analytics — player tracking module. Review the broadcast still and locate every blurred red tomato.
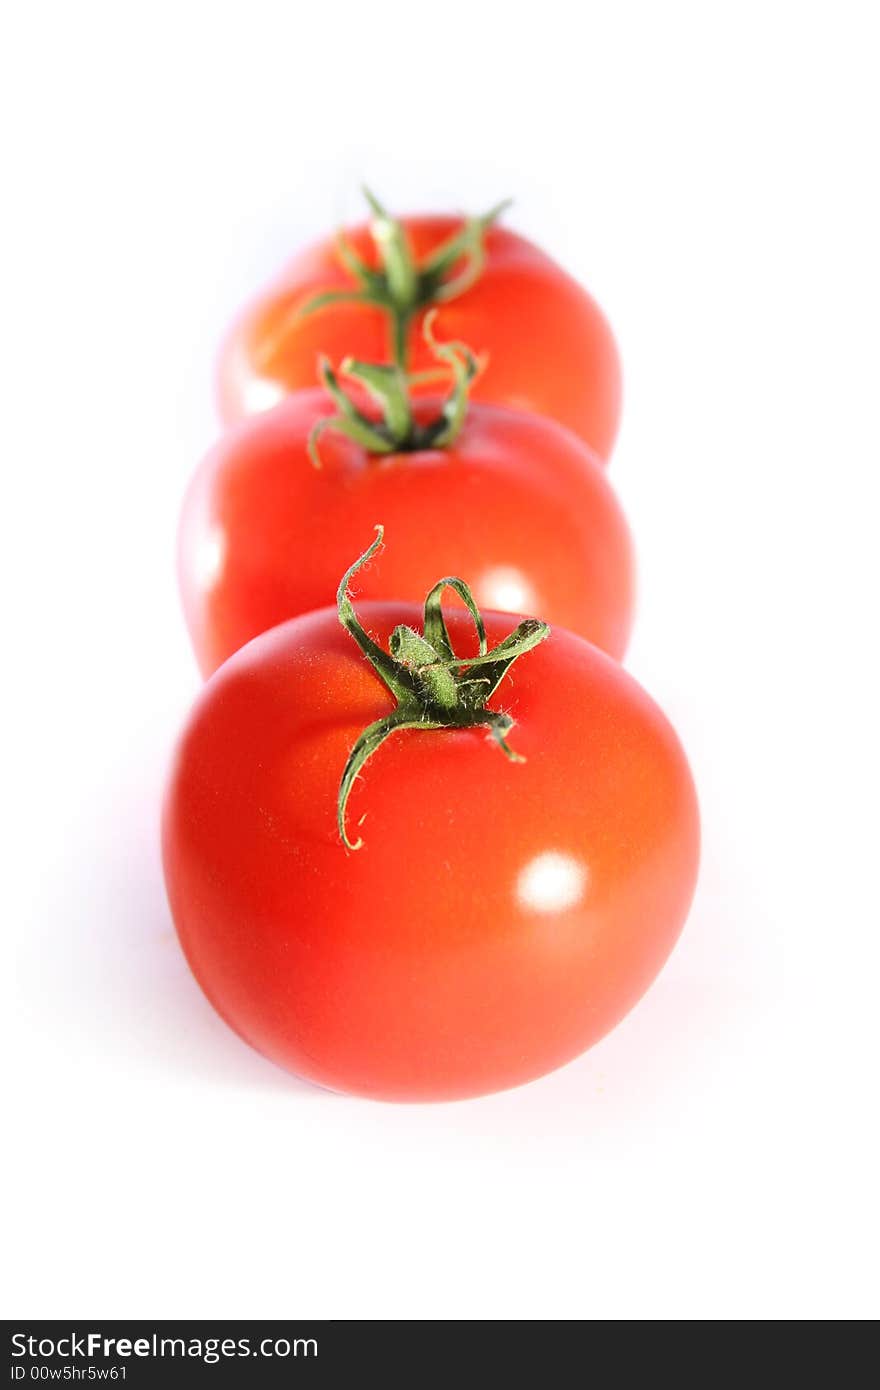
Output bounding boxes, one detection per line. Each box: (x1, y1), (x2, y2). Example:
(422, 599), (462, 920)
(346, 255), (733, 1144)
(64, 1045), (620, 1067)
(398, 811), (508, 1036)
(179, 392), (634, 677)
(217, 212), (622, 460)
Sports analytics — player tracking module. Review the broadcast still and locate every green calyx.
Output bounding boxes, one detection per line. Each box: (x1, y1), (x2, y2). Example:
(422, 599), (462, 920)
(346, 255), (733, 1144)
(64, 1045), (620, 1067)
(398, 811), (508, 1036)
(308, 311), (481, 467)
(301, 187), (511, 368)
(336, 527), (550, 851)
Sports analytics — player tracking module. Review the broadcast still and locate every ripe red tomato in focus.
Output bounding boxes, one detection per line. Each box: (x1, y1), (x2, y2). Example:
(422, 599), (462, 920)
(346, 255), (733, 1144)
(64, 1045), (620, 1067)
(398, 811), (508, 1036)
(162, 601), (699, 1102)
(217, 215), (622, 461)
(179, 394), (635, 678)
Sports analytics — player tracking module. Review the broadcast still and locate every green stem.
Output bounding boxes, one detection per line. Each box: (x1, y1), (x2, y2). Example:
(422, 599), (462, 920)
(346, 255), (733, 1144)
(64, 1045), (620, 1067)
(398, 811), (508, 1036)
(308, 316), (482, 467)
(391, 309), (412, 372)
(335, 527), (550, 850)
(300, 189), (510, 371)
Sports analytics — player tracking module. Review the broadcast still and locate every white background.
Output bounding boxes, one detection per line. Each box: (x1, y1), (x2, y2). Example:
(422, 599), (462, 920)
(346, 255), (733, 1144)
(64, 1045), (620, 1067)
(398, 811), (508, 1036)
(3, 1), (878, 1320)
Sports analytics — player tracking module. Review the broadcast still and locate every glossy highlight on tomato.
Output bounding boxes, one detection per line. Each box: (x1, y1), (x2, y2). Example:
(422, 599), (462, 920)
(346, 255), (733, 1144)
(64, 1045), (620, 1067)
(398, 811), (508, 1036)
(162, 599), (700, 1103)
(179, 393), (635, 678)
(217, 214), (622, 460)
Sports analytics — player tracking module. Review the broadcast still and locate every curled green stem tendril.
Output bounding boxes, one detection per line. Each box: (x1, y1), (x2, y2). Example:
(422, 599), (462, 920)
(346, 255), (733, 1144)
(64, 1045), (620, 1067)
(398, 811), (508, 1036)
(300, 187), (511, 370)
(308, 313), (483, 467)
(336, 527), (550, 850)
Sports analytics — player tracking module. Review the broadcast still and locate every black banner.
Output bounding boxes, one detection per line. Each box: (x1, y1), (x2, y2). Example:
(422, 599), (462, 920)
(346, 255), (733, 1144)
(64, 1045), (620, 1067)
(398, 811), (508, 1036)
(3, 1321), (559, 1384)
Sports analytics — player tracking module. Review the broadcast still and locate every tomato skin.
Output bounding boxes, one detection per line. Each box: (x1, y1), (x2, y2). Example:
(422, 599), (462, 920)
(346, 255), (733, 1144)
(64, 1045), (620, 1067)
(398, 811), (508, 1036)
(217, 216), (622, 460)
(179, 394), (635, 677)
(162, 604), (699, 1102)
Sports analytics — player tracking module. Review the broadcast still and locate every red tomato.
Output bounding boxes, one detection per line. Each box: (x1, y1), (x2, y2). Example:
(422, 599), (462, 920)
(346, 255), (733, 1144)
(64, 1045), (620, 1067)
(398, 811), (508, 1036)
(179, 393), (634, 678)
(217, 213), (622, 460)
(162, 590), (699, 1102)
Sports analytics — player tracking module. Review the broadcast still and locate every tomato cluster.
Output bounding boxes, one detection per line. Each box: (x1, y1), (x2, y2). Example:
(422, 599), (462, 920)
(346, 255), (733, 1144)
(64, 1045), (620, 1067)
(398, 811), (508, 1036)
(164, 192), (699, 1102)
